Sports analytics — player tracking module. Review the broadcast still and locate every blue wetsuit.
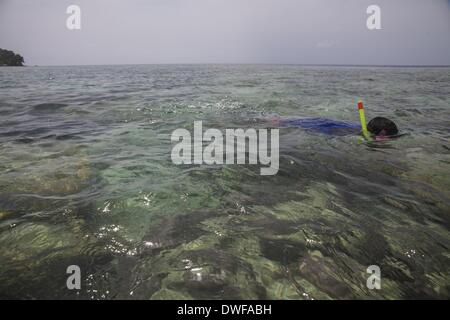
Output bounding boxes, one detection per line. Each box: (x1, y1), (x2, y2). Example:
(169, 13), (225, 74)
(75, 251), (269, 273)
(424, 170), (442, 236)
(280, 118), (360, 135)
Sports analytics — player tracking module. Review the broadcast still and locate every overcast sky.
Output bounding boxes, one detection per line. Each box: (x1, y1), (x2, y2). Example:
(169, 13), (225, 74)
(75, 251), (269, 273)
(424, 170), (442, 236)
(1, 0), (449, 66)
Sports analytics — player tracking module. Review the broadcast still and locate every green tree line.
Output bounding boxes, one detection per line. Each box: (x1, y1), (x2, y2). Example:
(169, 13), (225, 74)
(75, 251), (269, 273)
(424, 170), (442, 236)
(0, 48), (25, 66)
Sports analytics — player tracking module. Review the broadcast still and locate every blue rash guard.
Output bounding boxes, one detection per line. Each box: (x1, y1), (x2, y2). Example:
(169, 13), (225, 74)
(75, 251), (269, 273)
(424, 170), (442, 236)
(279, 117), (361, 135)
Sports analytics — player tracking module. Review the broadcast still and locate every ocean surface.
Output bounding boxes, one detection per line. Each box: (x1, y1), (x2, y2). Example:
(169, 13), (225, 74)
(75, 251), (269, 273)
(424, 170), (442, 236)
(0, 65), (449, 299)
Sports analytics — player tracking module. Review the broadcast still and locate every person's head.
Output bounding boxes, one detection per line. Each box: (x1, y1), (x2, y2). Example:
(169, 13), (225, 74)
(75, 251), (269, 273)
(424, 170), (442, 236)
(367, 117), (398, 136)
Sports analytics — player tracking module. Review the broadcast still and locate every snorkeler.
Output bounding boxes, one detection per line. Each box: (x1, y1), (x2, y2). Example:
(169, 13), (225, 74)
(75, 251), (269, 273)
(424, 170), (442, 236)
(367, 117), (398, 136)
(268, 101), (400, 140)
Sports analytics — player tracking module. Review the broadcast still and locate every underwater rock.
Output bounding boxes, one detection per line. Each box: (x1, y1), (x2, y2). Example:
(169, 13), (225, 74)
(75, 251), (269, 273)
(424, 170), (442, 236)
(139, 211), (215, 253)
(260, 238), (307, 265)
(166, 248), (266, 299)
(0, 222), (84, 263)
(131, 227), (268, 299)
(296, 254), (353, 299)
(265, 279), (307, 300)
(242, 217), (298, 236)
(1, 153), (95, 198)
(0, 217), (117, 299)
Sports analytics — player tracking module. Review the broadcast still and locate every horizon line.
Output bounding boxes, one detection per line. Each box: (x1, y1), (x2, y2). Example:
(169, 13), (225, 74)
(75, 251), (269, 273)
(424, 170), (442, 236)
(19, 62), (450, 68)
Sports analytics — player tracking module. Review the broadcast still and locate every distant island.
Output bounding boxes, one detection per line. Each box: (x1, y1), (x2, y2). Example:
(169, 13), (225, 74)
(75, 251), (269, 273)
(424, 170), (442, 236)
(0, 48), (25, 66)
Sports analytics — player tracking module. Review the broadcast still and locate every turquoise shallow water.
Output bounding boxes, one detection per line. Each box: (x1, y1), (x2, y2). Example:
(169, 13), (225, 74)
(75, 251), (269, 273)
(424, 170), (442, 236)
(0, 65), (449, 299)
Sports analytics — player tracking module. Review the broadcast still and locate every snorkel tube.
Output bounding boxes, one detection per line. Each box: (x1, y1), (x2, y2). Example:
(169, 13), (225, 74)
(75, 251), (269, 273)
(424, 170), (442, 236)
(358, 100), (371, 140)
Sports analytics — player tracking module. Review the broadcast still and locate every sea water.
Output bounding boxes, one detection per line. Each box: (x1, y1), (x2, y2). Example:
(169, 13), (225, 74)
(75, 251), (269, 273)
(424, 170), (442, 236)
(0, 65), (449, 299)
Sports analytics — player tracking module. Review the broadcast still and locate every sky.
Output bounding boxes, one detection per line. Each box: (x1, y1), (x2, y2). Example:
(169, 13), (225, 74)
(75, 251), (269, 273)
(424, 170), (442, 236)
(0, 0), (449, 66)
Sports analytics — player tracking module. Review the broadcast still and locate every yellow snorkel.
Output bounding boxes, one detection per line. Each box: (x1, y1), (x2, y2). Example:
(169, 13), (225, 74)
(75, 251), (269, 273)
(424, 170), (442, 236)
(358, 100), (371, 140)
